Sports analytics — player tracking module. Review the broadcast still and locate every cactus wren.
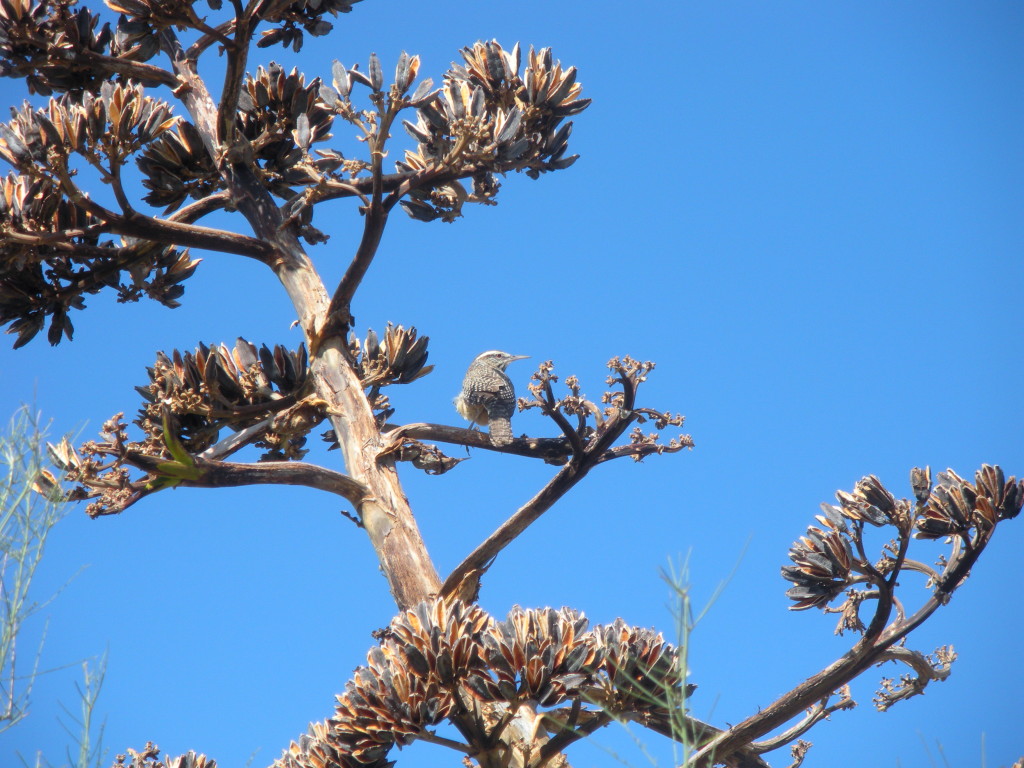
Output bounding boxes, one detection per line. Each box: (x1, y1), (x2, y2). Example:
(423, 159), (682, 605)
(454, 350), (528, 446)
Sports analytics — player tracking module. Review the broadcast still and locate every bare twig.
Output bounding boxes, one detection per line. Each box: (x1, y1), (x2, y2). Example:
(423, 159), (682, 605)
(872, 646), (955, 711)
(538, 376), (585, 459)
(750, 687), (854, 753)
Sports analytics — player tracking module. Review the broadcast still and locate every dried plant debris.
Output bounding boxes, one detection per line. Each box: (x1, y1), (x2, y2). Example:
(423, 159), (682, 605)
(256, 0), (363, 53)
(273, 599), (684, 768)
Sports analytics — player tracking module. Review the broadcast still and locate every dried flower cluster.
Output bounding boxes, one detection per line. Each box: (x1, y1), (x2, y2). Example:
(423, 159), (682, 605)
(135, 339), (311, 454)
(783, 465), (1023, 613)
(592, 618), (685, 703)
(518, 356), (691, 464)
(915, 465), (1022, 538)
(1, 82), (176, 169)
(110, 743), (216, 768)
(0, 0), (361, 74)
(140, 63), (338, 213)
(37, 339), (315, 515)
(398, 41), (590, 222)
(0, 0), (114, 94)
(274, 599), (684, 768)
(137, 120), (220, 212)
(349, 324), (432, 389)
(2, 9), (593, 350)
(0, 81), (194, 346)
(255, 0), (363, 52)
(480, 606), (598, 706)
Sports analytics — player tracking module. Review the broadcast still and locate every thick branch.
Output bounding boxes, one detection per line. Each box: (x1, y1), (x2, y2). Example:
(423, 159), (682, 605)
(162, 28), (441, 608)
(183, 456), (368, 506)
(55, 166), (273, 261)
(439, 460), (592, 600)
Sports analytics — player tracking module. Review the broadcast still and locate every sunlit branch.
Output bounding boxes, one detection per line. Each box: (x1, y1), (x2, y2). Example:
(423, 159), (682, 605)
(439, 459), (593, 601)
(138, 453), (368, 507)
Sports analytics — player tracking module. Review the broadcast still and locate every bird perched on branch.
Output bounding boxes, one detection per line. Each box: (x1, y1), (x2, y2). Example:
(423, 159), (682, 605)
(454, 350), (528, 446)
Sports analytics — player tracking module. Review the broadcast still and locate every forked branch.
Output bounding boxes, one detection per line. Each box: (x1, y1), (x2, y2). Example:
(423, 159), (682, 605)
(688, 465), (1023, 767)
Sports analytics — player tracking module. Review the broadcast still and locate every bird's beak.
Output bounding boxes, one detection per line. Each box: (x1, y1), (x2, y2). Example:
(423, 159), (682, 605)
(510, 355), (529, 362)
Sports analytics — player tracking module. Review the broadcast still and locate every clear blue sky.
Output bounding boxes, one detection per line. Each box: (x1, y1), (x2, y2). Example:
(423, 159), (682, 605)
(2, 2), (1022, 767)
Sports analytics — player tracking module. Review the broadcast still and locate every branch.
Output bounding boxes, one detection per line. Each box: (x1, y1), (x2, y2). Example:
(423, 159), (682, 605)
(538, 709), (612, 763)
(186, 18), (238, 60)
(321, 198), (387, 339)
(321, 163), (485, 203)
(322, 96), (403, 339)
(872, 646), (954, 711)
(77, 51), (179, 89)
(692, 478), (1007, 768)
(381, 422), (690, 465)
(414, 729), (474, 754)
(215, 7), (249, 146)
(136, 452), (368, 507)
(54, 165), (273, 261)
(439, 459), (592, 600)
(197, 415), (277, 461)
(538, 375), (585, 458)
(621, 709), (771, 768)
(383, 423), (573, 464)
(168, 192), (234, 224)
(750, 687), (854, 754)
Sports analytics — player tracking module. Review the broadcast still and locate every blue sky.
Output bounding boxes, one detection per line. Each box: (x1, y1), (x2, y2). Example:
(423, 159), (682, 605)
(2, 2), (1023, 767)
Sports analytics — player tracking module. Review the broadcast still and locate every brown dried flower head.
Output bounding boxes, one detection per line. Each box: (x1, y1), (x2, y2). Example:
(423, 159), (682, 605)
(398, 40), (590, 222)
(782, 514), (857, 611)
(592, 619), (683, 706)
(915, 465), (1024, 539)
(478, 606), (599, 707)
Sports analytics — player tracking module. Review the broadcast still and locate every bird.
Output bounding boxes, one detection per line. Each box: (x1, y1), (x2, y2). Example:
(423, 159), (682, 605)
(454, 350), (528, 446)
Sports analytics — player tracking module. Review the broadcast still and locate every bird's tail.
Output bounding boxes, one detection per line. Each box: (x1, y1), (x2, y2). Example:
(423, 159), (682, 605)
(488, 416), (514, 446)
